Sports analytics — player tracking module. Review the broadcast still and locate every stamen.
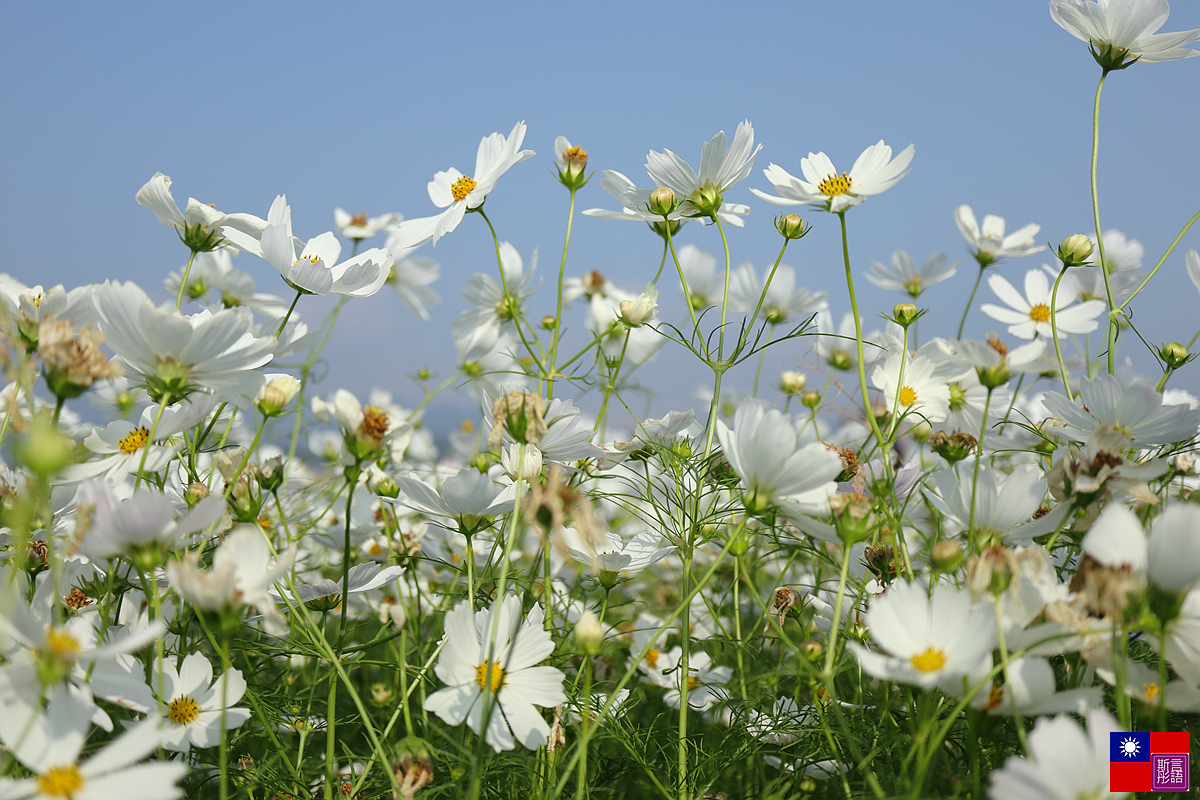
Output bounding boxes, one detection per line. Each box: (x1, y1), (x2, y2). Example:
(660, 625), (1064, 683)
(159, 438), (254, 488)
(451, 176), (477, 202)
(1028, 303), (1052, 323)
(167, 695), (201, 725)
(899, 386), (918, 406)
(118, 426), (150, 454)
(475, 660), (506, 693)
(817, 172), (852, 196)
(37, 764), (84, 798)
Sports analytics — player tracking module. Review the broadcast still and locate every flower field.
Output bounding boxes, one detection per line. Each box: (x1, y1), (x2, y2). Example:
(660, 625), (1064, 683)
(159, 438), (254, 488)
(3, 2), (1200, 798)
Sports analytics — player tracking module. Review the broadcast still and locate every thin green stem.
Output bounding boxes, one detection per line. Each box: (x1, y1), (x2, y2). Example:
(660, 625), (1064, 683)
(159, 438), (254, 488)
(1089, 70), (1118, 374)
(547, 187), (577, 399)
(175, 249), (198, 311)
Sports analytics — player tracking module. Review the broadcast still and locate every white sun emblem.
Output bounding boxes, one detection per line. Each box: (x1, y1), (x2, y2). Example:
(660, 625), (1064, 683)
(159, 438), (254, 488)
(1119, 736), (1141, 758)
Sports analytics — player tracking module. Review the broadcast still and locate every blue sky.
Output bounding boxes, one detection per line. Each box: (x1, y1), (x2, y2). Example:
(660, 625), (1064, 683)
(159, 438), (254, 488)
(4, 2), (1199, 432)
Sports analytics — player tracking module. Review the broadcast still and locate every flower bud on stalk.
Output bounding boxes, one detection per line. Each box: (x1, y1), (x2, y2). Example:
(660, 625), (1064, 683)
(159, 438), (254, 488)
(647, 187), (679, 217)
(779, 370), (807, 395)
(1056, 234), (1094, 267)
(892, 303), (921, 327)
(1161, 342), (1189, 369)
(687, 180), (723, 219)
(775, 213), (811, 240)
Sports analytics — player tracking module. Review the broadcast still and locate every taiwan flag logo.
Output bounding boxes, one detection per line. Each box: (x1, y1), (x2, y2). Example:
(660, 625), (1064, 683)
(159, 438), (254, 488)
(1110, 731), (1190, 792)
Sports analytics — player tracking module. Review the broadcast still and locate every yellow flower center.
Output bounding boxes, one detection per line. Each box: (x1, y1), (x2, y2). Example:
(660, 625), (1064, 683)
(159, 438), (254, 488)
(686, 675), (699, 691)
(909, 646), (947, 673)
(293, 254), (320, 268)
(37, 765), (84, 798)
(475, 660), (505, 693)
(451, 176), (478, 202)
(167, 695), (201, 725)
(817, 172), (852, 196)
(644, 648), (659, 668)
(1144, 682), (1160, 702)
(562, 145), (588, 167)
(44, 626), (81, 658)
(118, 426), (150, 454)
(350, 212), (368, 228)
(1029, 303), (1052, 323)
(899, 386), (918, 407)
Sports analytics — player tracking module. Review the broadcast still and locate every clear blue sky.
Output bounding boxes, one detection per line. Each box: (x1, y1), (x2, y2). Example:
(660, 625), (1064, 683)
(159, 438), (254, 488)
(4, 1), (1199, 431)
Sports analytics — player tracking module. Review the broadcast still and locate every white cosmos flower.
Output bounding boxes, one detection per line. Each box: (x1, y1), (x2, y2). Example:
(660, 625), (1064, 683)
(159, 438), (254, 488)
(562, 529), (674, 576)
(866, 250), (961, 297)
(727, 263), (827, 323)
(988, 709), (1125, 800)
(643, 120), (761, 221)
(955, 205), (1044, 263)
(333, 208), (400, 241)
(870, 351), (952, 424)
(1050, 0), (1200, 66)
(424, 595), (566, 751)
(74, 482), (224, 561)
(1042, 372), (1200, 447)
(221, 196), (391, 298)
(90, 281), (276, 402)
(752, 140), (914, 213)
(166, 525), (297, 636)
(1082, 502), (1200, 593)
(136, 171), (267, 254)
(851, 581), (997, 691)
(980, 268), (1105, 340)
(391, 121), (535, 248)
(388, 467), (515, 531)
(716, 400), (842, 514)
(383, 232), (441, 321)
(0, 686), (186, 800)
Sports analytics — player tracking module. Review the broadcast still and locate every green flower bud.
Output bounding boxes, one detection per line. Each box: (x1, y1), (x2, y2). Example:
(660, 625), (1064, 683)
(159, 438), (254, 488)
(800, 389), (822, 409)
(775, 213), (811, 240)
(1057, 234), (1095, 267)
(892, 303), (920, 327)
(540, 315), (557, 330)
(779, 370), (807, 396)
(687, 180), (723, 219)
(16, 421), (74, 478)
(1162, 342), (1189, 368)
(647, 187), (679, 217)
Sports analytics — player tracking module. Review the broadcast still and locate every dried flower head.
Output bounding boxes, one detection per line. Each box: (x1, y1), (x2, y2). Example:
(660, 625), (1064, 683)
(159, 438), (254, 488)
(488, 390), (548, 448)
(37, 318), (123, 399)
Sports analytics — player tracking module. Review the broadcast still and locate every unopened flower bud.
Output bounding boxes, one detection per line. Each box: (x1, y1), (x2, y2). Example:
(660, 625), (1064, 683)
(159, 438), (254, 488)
(892, 303), (920, 327)
(909, 421), (932, 444)
(930, 539), (965, 572)
(1173, 453), (1196, 474)
(800, 389), (822, 409)
(184, 482), (211, 506)
(779, 370), (807, 395)
(1057, 234), (1094, 267)
(775, 213), (811, 240)
(374, 476), (400, 499)
(541, 315), (557, 330)
(574, 610), (604, 653)
(256, 375), (301, 417)
(619, 285), (658, 327)
(799, 640), (823, 662)
(1162, 342), (1188, 368)
(16, 421), (73, 478)
(647, 187), (679, 217)
(687, 180), (723, 219)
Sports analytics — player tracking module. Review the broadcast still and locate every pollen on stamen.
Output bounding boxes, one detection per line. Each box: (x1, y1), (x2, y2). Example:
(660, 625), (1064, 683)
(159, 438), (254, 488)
(350, 212), (368, 227)
(167, 695), (201, 725)
(817, 172), (853, 197)
(293, 255), (321, 268)
(118, 426), (150, 454)
(451, 176), (478, 202)
(1029, 303), (1052, 323)
(359, 406), (390, 443)
(899, 386), (918, 407)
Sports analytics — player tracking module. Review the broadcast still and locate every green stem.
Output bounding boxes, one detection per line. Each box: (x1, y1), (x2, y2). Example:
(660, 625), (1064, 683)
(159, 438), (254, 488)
(1089, 70), (1118, 374)
(175, 249), (198, 311)
(276, 289), (304, 338)
(547, 187), (577, 399)
(838, 211), (889, 454)
(956, 261), (987, 339)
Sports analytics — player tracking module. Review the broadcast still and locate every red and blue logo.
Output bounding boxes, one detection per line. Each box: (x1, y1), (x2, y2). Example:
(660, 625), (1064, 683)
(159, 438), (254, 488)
(1110, 731), (1190, 792)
